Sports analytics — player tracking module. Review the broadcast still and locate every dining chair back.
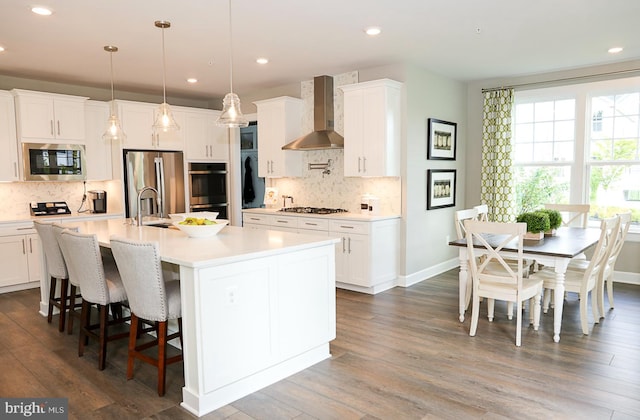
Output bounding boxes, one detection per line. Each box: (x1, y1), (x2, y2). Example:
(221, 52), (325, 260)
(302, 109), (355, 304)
(599, 212), (632, 314)
(33, 220), (70, 332)
(544, 203), (590, 228)
(58, 229), (129, 370)
(532, 216), (619, 334)
(455, 208), (479, 240)
(474, 204), (489, 222)
(464, 220), (543, 346)
(110, 236), (183, 396)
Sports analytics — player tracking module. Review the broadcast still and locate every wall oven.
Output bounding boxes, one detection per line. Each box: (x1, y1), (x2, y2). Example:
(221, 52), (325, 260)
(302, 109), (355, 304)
(188, 162), (229, 219)
(22, 143), (86, 181)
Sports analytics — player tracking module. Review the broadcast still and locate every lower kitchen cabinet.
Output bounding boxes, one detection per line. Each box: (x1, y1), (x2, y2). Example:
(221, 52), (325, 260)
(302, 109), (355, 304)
(0, 231), (42, 291)
(242, 210), (399, 294)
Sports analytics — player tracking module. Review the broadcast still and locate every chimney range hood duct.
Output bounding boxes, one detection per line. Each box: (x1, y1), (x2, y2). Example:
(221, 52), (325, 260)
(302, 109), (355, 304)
(282, 75), (344, 151)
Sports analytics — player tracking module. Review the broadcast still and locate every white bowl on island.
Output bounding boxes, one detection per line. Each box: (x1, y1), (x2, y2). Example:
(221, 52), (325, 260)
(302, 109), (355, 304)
(169, 212), (219, 221)
(172, 219), (229, 238)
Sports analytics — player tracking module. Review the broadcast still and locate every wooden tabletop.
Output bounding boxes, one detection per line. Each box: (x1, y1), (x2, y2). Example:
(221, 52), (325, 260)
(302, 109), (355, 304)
(448, 226), (602, 259)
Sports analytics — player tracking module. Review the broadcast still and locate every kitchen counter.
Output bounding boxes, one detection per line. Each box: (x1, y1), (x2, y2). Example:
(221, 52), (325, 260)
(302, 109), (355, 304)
(62, 219), (338, 417)
(242, 207), (400, 222)
(0, 211), (124, 226)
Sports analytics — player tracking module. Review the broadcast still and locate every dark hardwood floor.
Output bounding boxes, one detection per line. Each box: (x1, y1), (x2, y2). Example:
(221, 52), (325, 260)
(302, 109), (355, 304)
(1, 269), (639, 419)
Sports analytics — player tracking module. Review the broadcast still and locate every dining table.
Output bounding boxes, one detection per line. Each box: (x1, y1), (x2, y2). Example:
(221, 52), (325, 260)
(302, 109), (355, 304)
(448, 226), (602, 342)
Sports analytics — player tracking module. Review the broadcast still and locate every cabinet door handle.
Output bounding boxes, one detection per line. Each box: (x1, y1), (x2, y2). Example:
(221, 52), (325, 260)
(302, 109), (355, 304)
(348, 237), (352, 254)
(339, 225), (354, 229)
(304, 222), (318, 226)
(57, 120), (61, 136)
(29, 238), (33, 253)
(13, 162), (17, 178)
(358, 157), (361, 173)
(342, 237), (346, 253)
(50, 120), (54, 136)
(362, 156), (367, 173)
(22, 238), (26, 255)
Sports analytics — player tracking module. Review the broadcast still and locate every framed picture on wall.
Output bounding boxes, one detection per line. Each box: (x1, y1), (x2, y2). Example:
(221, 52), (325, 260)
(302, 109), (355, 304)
(427, 169), (456, 210)
(427, 118), (457, 160)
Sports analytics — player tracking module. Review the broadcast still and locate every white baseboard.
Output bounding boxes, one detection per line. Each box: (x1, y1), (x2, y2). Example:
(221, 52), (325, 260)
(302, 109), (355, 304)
(398, 262), (640, 288)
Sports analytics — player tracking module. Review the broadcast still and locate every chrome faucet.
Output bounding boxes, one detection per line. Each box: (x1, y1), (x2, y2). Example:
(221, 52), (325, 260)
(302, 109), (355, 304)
(136, 186), (159, 226)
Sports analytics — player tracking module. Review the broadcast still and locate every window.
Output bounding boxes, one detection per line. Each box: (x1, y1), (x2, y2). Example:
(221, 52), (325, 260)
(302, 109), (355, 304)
(512, 77), (640, 230)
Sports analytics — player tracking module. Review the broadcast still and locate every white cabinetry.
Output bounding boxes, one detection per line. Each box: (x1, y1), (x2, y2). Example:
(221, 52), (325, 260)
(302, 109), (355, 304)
(84, 101), (113, 180)
(117, 100), (185, 150)
(13, 89), (87, 143)
(242, 210), (399, 294)
(340, 79), (402, 177)
(0, 91), (19, 181)
(0, 229), (42, 291)
(329, 219), (399, 293)
(254, 97), (303, 177)
(184, 109), (229, 161)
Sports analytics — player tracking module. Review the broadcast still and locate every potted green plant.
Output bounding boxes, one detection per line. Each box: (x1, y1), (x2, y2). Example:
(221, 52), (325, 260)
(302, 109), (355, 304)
(538, 208), (562, 236)
(516, 211), (550, 240)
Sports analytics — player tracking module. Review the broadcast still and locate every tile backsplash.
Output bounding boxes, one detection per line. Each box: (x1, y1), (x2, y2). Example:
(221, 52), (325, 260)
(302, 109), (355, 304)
(0, 180), (123, 220)
(268, 71), (402, 215)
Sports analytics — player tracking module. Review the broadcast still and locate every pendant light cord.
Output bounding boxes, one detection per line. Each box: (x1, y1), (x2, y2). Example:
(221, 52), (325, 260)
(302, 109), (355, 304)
(161, 25), (167, 103)
(228, 0), (234, 94)
(109, 50), (115, 115)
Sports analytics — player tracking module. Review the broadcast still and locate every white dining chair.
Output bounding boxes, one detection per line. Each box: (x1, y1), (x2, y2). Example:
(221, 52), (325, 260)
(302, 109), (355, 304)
(455, 208), (479, 311)
(532, 216), (619, 334)
(544, 203), (590, 228)
(464, 220), (542, 347)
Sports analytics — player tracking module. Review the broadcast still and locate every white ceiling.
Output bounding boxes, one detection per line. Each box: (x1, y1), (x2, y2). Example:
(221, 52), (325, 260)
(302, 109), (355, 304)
(1, 0), (639, 102)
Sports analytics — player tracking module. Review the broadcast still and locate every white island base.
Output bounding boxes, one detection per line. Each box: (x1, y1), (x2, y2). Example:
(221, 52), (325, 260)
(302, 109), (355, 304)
(55, 220), (337, 417)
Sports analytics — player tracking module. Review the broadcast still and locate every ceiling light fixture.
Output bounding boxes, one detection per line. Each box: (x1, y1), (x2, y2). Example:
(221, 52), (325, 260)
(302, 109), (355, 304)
(216, 0), (248, 128)
(31, 6), (53, 16)
(102, 46), (126, 142)
(187, 78), (198, 84)
(256, 57), (269, 65)
(608, 47), (623, 54)
(0, 46), (5, 53)
(365, 27), (381, 36)
(152, 20), (180, 134)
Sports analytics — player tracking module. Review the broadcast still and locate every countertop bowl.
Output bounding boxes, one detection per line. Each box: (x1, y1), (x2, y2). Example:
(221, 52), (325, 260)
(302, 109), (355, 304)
(172, 219), (228, 238)
(169, 212), (219, 221)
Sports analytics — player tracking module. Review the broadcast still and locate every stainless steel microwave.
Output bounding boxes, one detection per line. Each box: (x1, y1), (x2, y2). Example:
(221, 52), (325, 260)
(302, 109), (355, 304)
(22, 143), (86, 181)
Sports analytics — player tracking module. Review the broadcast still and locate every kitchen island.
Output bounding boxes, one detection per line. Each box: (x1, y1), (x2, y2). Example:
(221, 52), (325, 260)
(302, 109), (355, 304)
(63, 219), (338, 417)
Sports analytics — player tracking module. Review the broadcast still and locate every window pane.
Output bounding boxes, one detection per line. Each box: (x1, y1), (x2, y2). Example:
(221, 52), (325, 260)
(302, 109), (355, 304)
(535, 102), (554, 121)
(554, 141), (574, 161)
(613, 115), (639, 139)
(590, 140), (612, 160)
(534, 122), (554, 142)
(514, 143), (534, 163)
(515, 166), (570, 214)
(591, 116), (613, 139)
(615, 93), (639, 116)
(589, 164), (640, 223)
(533, 142), (553, 161)
(555, 99), (576, 120)
(613, 139), (638, 160)
(514, 122), (533, 143)
(516, 103), (534, 123)
(555, 120), (574, 141)
(592, 95), (615, 118)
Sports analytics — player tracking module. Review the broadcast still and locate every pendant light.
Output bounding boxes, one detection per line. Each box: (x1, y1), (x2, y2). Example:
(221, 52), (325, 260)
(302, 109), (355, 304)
(102, 46), (126, 142)
(216, 0), (248, 128)
(152, 20), (180, 133)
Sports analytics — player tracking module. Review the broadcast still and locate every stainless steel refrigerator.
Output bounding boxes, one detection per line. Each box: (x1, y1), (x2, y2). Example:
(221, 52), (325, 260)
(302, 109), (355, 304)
(123, 150), (185, 219)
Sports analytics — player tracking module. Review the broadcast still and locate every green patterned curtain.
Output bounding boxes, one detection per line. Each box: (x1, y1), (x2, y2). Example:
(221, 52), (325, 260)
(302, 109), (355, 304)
(481, 88), (516, 222)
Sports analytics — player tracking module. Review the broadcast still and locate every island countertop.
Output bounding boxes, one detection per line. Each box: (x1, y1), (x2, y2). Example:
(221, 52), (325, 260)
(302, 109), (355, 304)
(66, 218), (340, 268)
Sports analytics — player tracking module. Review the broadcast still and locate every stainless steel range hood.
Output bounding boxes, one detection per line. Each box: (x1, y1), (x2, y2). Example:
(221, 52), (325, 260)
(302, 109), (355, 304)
(282, 75), (344, 150)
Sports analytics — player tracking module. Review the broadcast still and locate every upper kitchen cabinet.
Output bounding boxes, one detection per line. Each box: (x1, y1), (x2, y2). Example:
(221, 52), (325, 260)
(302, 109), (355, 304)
(184, 109), (229, 162)
(84, 101), (113, 180)
(116, 100), (185, 150)
(12, 89), (87, 143)
(340, 79), (402, 177)
(0, 91), (19, 181)
(254, 97), (303, 178)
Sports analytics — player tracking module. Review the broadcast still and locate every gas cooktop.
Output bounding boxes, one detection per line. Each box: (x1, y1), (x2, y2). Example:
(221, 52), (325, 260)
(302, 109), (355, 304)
(279, 207), (348, 214)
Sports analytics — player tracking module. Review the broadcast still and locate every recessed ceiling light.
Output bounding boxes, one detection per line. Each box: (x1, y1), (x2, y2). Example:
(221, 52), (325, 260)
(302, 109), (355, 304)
(186, 78), (198, 84)
(256, 57), (269, 65)
(608, 46), (623, 54)
(31, 6), (53, 16)
(365, 27), (381, 36)
(0, 46), (5, 53)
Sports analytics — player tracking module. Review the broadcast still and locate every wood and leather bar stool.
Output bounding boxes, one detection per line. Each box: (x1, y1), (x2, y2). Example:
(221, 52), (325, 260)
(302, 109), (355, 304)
(51, 223), (82, 334)
(33, 220), (72, 332)
(58, 229), (130, 370)
(110, 236), (183, 396)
